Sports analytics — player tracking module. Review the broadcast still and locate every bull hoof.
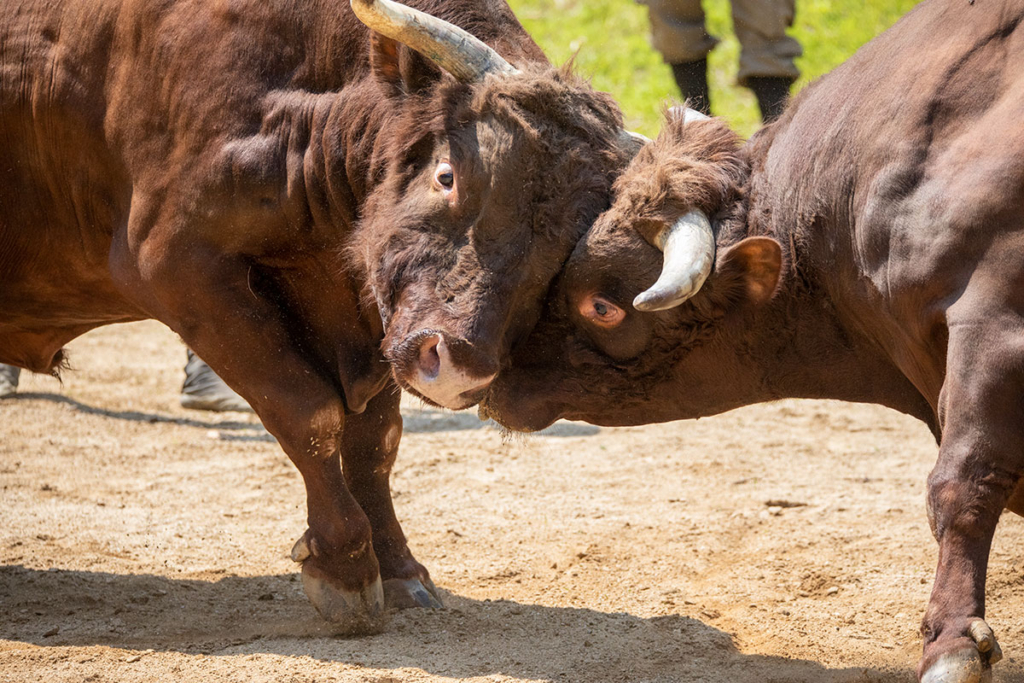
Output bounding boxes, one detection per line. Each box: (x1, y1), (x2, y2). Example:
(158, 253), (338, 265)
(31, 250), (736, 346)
(920, 649), (990, 683)
(300, 564), (386, 634)
(921, 622), (1002, 683)
(383, 577), (443, 609)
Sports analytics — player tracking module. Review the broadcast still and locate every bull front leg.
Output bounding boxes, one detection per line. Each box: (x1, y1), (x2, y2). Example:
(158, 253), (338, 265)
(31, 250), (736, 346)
(119, 239), (390, 632)
(918, 324), (1023, 683)
(336, 383), (442, 609)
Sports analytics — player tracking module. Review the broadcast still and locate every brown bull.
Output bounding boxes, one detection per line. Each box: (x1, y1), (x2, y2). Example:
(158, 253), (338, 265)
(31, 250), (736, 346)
(0, 0), (635, 630)
(484, 0), (1024, 680)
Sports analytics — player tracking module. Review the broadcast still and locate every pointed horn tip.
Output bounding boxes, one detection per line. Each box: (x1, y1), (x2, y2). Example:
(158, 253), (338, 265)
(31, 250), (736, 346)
(624, 130), (651, 144)
(668, 105), (712, 124)
(632, 292), (677, 313)
(632, 280), (701, 312)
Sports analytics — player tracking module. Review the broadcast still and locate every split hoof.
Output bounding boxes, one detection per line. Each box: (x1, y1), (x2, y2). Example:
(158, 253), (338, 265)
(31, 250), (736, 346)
(300, 564), (386, 635)
(292, 532), (386, 633)
(920, 648), (990, 683)
(383, 577), (444, 610)
(921, 621), (1002, 683)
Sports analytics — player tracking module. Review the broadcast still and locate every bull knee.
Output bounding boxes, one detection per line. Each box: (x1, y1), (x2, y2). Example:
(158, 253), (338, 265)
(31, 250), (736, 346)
(382, 418), (402, 456)
(926, 468), (1012, 542)
(262, 398), (346, 464)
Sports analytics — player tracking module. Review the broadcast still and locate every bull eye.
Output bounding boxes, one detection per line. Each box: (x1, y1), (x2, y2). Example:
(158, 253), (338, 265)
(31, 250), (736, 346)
(579, 294), (625, 328)
(433, 162), (454, 190)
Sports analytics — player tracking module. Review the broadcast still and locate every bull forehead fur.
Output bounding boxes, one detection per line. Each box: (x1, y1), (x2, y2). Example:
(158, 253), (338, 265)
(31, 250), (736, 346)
(361, 64), (627, 215)
(352, 65), (629, 364)
(606, 115), (748, 244)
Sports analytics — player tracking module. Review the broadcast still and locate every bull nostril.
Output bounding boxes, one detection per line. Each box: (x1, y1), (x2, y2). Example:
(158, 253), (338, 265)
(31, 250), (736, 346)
(417, 334), (442, 381)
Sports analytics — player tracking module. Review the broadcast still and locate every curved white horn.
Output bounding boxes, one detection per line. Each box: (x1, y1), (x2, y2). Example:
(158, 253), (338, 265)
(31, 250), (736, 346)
(351, 0), (518, 83)
(633, 210), (716, 312)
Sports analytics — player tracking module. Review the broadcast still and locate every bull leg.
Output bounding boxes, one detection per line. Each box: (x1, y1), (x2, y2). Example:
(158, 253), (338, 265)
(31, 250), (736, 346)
(918, 327), (1023, 683)
(119, 244), (386, 632)
(335, 382), (442, 609)
(1002, 479), (1024, 517)
(0, 363), (20, 397)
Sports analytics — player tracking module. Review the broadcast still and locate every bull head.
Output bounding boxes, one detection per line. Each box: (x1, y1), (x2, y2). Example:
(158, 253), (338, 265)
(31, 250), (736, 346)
(345, 0), (658, 411)
(350, 0), (518, 82)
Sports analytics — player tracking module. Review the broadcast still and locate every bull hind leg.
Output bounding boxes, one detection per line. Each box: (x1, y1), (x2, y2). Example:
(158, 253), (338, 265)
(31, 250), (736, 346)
(918, 322), (1024, 683)
(332, 383), (442, 609)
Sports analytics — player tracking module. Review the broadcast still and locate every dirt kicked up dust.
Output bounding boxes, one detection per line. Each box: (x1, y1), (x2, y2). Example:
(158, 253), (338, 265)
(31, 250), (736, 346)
(1, 321), (1023, 683)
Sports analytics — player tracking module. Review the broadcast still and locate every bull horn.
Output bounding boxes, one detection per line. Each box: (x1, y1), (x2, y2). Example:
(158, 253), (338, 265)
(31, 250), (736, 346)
(621, 130), (651, 146)
(669, 105), (711, 124)
(622, 105), (708, 157)
(351, 0), (518, 82)
(619, 129), (651, 157)
(633, 209), (716, 312)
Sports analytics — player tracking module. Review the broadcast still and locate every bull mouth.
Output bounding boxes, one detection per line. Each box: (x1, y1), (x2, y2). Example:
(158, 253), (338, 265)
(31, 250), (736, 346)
(476, 392), (561, 433)
(400, 376), (492, 411)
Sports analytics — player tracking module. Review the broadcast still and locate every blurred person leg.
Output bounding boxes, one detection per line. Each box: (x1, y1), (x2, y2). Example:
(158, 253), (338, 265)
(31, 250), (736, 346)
(180, 348), (252, 412)
(645, 0), (717, 114)
(0, 363), (19, 398)
(731, 0), (802, 121)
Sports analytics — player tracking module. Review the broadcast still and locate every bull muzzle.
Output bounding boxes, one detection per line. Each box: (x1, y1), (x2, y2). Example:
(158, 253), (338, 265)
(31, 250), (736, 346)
(398, 330), (497, 410)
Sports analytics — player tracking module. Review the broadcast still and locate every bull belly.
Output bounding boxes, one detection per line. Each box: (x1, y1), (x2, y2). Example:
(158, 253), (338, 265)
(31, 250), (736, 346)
(0, 266), (146, 373)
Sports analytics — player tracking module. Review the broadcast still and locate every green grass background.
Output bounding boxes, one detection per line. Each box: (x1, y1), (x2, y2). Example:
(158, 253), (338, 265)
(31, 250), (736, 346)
(508, 0), (922, 137)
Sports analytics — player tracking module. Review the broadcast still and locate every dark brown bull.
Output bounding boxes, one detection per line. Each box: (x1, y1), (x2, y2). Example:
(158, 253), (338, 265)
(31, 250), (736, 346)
(483, 0), (1024, 680)
(0, 0), (634, 630)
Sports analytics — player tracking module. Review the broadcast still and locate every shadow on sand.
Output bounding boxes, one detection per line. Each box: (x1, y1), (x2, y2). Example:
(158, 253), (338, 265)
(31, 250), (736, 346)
(0, 565), (909, 682)
(5, 393), (260, 431)
(402, 407), (600, 437)
(7, 392), (600, 438)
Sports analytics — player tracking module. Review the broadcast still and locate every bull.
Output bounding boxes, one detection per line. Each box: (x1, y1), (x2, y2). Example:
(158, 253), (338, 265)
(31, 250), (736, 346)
(0, 0), (637, 630)
(482, 0), (1024, 680)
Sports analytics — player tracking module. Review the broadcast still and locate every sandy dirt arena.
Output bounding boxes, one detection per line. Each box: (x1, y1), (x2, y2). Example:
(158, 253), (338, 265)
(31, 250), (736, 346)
(1, 321), (1023, 682)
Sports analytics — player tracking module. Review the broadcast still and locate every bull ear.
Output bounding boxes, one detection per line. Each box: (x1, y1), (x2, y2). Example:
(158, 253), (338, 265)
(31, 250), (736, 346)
(370, 32), (440, 96)
(714, 237), (782, 306)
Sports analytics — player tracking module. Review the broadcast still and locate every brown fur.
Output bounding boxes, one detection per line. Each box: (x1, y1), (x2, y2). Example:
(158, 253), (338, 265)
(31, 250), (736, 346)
(486, 1), (1024, 678)
(609, 114), (747, 246)
(0, 0), (631, 621)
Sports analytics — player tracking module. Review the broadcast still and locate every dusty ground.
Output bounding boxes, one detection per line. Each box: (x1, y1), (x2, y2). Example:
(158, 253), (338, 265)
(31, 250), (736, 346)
(1, 321), (1023, 683)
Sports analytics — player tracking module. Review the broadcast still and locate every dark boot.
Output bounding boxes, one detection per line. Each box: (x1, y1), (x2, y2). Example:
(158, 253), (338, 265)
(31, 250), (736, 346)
(180, 349), (252, 412)
(670, 58), (710, 115)
(749, 76), (794, 122)
(0, 364), (20, 398)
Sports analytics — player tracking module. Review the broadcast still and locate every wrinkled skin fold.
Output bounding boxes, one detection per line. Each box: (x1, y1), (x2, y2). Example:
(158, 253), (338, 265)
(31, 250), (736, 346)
(484, 0), (1024, 680)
